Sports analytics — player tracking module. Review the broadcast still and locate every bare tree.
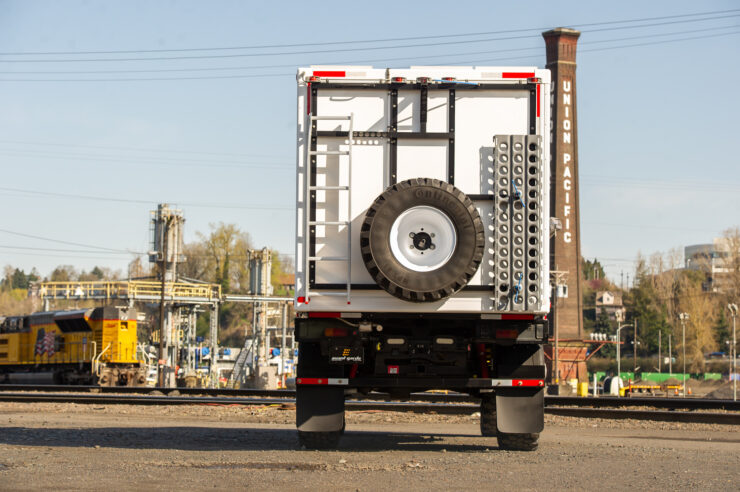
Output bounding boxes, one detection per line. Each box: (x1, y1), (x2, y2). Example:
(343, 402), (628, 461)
(676, 272), (718, 372)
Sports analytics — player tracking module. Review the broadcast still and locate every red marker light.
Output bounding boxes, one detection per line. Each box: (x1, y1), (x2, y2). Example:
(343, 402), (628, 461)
(392, 77), (406, 83)
(324, 327), (348, 337)
(442, 77), (456, 81)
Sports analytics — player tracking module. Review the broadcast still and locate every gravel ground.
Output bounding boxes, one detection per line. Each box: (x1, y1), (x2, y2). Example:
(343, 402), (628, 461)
(0, 402), (738, 491)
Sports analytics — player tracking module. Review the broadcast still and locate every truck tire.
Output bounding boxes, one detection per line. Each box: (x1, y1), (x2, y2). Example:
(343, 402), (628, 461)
(480, 394), (497, 437)
(480, 394), (539, 450)
(298, 430), (342, 450)
(497, 432), (540, 452)
(360, 178), (484, 302)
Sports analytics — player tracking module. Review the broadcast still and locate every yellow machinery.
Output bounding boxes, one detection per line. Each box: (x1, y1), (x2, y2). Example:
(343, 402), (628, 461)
(0, 306), (145, 386)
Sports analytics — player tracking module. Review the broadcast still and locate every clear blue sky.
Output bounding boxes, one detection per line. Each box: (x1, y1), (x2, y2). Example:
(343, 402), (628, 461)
(0, 0), (738, 284)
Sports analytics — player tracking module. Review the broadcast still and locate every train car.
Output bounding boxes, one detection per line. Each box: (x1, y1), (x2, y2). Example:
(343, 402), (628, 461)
(0, 306), (145, 386)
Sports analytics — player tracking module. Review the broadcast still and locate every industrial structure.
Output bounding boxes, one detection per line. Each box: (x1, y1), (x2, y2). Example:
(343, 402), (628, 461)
(36, 204), (293, 388)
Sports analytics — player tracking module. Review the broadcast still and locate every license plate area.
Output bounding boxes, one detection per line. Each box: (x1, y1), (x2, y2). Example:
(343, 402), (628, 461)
(329, 346), (364, 364)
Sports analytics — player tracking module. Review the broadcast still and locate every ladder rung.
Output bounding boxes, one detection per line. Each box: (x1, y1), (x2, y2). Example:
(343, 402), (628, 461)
(309, 256), (349, 261)
(309, 150), (350, 156)
(309, 221), (349, 226)
(311, 116), (352, 121)
(310, 185), (349, 191)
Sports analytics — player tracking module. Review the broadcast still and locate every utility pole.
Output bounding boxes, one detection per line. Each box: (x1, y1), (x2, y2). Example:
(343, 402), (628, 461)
(728, 304), (737, 402)
(633, 319), (638, 377)
(616, 322), (632, 398)
(158, 216), (171, 388)
(678, 313), (689, 397)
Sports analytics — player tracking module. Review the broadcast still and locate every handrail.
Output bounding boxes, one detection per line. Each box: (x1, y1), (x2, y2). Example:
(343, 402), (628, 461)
(93, 342), (110, 377)
(38, 280), (222, 301)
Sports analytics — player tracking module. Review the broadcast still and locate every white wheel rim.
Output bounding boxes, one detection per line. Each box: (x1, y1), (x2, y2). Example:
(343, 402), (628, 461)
(389, 206), (457, 272)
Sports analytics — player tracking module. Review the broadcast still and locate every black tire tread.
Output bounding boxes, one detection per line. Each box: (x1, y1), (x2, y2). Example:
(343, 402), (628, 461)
(480, 394), (497, 437)
(298, 430), (341, 450)
(496, 432), (540, 452)
(480, 394), (539, 450)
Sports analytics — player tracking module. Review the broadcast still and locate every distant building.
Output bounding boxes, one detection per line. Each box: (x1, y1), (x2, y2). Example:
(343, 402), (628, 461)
(594, 291), (626, 322)
(685, 238), (730, 291)
(275, 273), (295, 294)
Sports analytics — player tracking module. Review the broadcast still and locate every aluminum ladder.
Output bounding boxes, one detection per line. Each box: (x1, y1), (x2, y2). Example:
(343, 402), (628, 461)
(304, 113), (354, 304)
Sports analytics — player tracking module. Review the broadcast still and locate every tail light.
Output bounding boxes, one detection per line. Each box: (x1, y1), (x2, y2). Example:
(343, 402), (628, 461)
(324, 327), (348, 337)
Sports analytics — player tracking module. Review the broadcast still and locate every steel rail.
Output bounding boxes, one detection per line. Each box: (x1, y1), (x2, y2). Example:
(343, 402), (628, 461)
(0, 392), (738, 425)
(0, 385), (738, 411)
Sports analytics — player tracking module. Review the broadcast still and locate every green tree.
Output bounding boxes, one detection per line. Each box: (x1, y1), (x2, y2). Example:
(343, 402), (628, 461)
(49, 265), (77, 282)
(582, 258), (606, 281)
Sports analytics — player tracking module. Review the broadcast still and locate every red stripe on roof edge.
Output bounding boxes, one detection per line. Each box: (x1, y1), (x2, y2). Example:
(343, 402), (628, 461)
(313, 70), (346, 77)
(502, 72), (535, 79)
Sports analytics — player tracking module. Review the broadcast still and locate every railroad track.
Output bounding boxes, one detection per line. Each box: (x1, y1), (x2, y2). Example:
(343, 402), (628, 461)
(1, 384), (738, 411)
(0, 390), (738, 425)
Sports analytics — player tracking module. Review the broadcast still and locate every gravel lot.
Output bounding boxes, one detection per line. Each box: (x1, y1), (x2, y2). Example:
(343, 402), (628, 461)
(0, 401), (738, 491)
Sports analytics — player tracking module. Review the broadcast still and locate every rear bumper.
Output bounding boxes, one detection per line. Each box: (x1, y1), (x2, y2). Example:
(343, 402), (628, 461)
(296, 377), (544, 389)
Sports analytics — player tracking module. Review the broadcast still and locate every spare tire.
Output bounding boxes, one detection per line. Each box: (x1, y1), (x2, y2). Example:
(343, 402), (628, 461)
(360, 178), (484, 302)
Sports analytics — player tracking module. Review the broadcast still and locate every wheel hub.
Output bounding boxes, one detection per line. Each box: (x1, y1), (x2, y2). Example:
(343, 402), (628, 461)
(389, 205), (457, 272)
(411, 231), (433, 251)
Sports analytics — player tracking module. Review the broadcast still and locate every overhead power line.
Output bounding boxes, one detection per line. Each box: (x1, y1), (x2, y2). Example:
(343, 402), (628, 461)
(0, 139), (293, 160)
(3, 23), (737, 76)
(0, 228), (136, 253)
(1, 29), (737, 82)
(0, 148), (294, 170)
(1, 251), (141, 261)
(1, 8), (737, 56)
(0, 186), (294, 211)
(0, 244), (142, 255)
(0, 13), (738, 64)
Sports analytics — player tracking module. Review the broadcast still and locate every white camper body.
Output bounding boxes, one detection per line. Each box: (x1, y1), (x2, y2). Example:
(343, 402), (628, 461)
(294, 66), (552, 451)
(295, 66), (551, 314)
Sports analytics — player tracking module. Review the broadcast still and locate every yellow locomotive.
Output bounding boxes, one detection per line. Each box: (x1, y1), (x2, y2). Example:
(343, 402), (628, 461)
(0, 306), (145, 386)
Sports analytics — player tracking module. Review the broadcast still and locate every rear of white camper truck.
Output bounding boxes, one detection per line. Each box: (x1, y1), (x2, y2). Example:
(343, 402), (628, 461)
(294, 66), (551, 450)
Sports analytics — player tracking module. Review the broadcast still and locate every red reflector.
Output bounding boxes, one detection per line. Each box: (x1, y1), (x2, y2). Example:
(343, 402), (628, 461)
(513, 379), (545, 387)
(502, 72), (535, 79)
(442, 76), (456, 81)
(496, 329), (519, 339)
(308, 76), (319, 82)
(297, 296), (307, 304)
(323, 327), (348, 337)
(501, 314), (535, 320)
(309, 312), (340, 318)
(527, 77), (541, 84)
(392, 77), (406, 82)
(296, 378), (326, 385)
(312, 70), (345, 77)
(417, 77), (430, 83)
(388, 365), (399, 375)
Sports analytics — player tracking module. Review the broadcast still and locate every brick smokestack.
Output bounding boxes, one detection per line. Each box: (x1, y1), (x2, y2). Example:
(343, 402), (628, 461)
(543, 28), (583, 342)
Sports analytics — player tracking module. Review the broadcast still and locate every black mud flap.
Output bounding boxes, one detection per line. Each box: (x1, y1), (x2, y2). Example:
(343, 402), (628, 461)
(296, 386), (345, 432)
(495, 387), (544, 434)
